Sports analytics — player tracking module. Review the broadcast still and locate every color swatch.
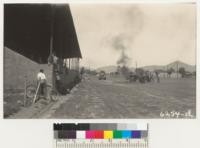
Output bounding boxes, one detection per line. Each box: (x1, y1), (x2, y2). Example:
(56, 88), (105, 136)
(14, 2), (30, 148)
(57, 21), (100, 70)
(54, 123), (148, 139)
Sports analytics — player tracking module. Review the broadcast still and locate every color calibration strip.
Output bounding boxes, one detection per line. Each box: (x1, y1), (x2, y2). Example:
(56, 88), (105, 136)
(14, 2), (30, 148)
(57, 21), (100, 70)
(55, 130), (147, 139)
(54, 123), (148, 148)
(54, 123), (148, 139)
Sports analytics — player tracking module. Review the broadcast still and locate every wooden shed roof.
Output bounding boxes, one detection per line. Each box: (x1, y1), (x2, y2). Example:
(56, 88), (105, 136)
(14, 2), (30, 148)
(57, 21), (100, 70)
(4, 4), (82, 64)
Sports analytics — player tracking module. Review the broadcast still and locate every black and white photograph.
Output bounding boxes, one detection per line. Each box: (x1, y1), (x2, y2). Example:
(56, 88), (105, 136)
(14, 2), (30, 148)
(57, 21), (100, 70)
(3, 3), (196, 119)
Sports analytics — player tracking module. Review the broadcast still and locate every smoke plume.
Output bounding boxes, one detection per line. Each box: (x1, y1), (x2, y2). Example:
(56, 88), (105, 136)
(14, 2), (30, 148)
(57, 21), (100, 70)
(109, 6), (144, 66)
(117, 50), (130, 65)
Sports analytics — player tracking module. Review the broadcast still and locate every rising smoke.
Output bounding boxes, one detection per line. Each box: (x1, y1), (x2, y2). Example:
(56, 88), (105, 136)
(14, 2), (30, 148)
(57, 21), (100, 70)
(111, 34), (131, 66)
(117, 50), (131, 66)
(109, 5), (144, 66)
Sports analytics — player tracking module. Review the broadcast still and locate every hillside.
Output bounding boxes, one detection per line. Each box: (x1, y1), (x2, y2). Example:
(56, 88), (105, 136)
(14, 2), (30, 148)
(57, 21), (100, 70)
(166, 61), (195, 72)
(140, 65), (165, 71)
(96, 61), (196, 73)
(141, 61), (195, 72)
(96, 65), (117, 73)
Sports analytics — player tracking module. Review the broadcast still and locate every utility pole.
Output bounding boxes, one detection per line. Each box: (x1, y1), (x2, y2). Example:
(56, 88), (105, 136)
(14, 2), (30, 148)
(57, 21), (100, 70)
(176, 62), (179, 79)
(50, 4), (56, 91)
(135, 61), (137, 72)
(166, 65), (168, 78)
(69, 58), (71, 69)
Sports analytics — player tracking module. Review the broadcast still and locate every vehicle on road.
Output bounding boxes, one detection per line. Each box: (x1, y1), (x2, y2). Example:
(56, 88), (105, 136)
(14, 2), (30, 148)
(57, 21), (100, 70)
(98, 71), (106, 80)
(128, 69), (154, 83)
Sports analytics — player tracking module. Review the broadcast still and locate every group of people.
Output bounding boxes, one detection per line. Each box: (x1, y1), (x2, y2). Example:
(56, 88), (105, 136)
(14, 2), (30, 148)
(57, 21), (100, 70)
(36, 53), (63, 99)
(128, 70), (160, 83)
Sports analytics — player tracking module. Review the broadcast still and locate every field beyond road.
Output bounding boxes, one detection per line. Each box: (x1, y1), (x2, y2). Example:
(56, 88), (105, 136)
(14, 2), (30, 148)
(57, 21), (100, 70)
(51, 75), (196, 119)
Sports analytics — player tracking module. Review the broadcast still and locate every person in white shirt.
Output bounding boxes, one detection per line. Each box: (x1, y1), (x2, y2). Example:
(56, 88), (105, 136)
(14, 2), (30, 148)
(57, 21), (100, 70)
(37, 69), (47, 98)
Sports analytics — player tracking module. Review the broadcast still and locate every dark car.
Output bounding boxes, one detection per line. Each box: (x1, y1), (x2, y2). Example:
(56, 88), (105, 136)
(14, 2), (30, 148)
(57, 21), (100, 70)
(98, 71), (106, 80)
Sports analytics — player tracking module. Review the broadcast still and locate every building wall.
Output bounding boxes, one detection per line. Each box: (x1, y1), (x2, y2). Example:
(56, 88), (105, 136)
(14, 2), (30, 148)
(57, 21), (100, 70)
(4, 47), (53, 90)
(159, 72), (182, 78)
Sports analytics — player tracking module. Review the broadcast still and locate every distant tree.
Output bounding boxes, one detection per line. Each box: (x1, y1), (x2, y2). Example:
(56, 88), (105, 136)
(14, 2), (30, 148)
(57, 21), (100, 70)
(179, 67), (186, 78)
(115, 71), (119, 75)
(167, 68), (175, 78)
(117, 66), (121, 74)
(121, 66), (130, 79)
(136, 68), (145, 76)
(154, 70), (160, 83)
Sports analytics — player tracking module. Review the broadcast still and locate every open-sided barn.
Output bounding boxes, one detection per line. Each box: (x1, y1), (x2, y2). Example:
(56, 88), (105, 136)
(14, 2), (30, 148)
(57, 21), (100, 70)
(4, 4), (82, 91)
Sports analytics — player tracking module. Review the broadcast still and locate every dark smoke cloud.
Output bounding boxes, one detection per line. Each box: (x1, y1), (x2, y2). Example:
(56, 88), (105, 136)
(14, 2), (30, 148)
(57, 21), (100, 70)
(108, 6), (144, 66)
(117, 50), (130, 65)
(112, 34), (130, 66)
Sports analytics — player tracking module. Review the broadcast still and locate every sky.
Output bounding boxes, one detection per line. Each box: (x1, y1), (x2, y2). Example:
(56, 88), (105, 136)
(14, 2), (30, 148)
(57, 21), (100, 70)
(70, 3), (196, 69)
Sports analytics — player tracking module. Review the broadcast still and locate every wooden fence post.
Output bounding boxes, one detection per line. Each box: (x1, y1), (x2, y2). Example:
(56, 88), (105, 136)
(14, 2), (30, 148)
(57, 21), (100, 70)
(23, 76), (27, 106)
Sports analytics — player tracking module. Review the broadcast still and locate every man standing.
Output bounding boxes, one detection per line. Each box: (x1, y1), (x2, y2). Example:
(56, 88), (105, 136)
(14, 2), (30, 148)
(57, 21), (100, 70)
(37, 69), (47, 98)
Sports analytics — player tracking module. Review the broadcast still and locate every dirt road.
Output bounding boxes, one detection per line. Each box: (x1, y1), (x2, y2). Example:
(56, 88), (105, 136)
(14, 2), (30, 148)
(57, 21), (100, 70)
(9, 75), (195, 119)
(49, 76), (195, 118)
